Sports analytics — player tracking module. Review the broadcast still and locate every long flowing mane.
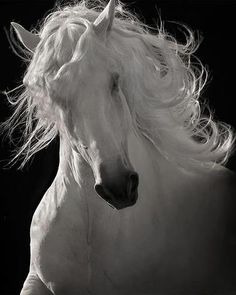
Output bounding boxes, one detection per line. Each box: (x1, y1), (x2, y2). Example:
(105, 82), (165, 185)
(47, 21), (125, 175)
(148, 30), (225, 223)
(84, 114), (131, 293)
(2, 0), (235, 169)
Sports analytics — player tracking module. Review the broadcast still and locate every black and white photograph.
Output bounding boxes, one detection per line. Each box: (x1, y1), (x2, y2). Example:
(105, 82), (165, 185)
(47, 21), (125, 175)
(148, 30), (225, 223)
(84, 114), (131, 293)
(1, 0), (236, 294)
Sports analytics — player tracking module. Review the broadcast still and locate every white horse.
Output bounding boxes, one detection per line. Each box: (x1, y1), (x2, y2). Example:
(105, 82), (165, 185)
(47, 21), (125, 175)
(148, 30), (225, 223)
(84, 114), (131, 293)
(4, 0), (236, 294)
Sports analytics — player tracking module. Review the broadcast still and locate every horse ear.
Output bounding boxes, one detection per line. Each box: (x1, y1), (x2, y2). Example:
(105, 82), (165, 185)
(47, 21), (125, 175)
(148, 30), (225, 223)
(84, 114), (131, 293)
(11, 22), (40, 52)
(93, 0), (115, 40)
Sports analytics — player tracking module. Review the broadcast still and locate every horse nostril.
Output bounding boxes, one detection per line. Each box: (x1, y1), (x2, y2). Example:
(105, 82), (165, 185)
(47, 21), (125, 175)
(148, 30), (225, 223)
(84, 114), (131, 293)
(94, 183), (113, 203)
(94, 184), (106, 198)
(94, 172), (139, 209)
(127, 172), (139, 200)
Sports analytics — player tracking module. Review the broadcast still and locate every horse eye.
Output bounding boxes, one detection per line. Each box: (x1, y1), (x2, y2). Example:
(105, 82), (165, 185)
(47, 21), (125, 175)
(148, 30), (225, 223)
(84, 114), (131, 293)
(110, 73), (119, 93)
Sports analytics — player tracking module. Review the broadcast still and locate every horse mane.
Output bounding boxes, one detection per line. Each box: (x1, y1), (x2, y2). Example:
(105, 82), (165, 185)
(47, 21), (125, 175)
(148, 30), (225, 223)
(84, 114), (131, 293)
(2, 0), (235, 169)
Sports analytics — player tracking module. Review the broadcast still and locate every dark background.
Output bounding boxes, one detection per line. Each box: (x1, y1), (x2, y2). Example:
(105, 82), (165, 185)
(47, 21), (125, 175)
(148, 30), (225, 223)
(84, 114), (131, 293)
(1, 1), (235, 294)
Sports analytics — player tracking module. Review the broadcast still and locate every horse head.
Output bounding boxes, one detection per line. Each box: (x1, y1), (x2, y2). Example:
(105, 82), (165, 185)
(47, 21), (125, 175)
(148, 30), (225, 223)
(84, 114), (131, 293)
(12, 0), (139, 210)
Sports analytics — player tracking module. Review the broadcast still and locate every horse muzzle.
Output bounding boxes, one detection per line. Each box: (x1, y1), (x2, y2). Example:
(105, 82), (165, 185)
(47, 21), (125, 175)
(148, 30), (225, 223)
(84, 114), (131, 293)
(94, 167), (139, 210)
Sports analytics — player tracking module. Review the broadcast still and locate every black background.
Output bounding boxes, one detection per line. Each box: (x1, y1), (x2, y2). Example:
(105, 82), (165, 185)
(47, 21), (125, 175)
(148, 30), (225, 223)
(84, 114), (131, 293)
(1, 1), (236, 294)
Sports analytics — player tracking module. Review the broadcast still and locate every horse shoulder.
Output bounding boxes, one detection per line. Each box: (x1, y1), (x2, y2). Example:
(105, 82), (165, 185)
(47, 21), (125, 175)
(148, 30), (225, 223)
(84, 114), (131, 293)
(211, 167), (236, 293)
(214, 166), (236, 239)
(199, 166), (236, 222)
(217, 166), (236, 196)
(215, 167), (236, 236)
(182, 165), (236, 239)
(210, 166), (236, 212)
(191, 167), (236, 292)
(193, 165), (236, 200)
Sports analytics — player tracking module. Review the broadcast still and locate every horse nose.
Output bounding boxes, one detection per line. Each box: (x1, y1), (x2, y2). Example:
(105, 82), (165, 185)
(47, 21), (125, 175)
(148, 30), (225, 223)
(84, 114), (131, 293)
(127, 172), (139, 201)
(94, 171), (139, 210)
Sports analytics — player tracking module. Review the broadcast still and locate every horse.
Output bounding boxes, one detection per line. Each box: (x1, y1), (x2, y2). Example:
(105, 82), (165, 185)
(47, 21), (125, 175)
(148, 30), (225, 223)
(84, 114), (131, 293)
(3, 0), (236, 294)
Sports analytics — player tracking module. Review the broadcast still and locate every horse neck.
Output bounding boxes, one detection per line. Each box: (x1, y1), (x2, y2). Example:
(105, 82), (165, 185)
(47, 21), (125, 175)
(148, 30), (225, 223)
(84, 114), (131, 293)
(57, 136), (93, 189)
(127, 131), (179, 182)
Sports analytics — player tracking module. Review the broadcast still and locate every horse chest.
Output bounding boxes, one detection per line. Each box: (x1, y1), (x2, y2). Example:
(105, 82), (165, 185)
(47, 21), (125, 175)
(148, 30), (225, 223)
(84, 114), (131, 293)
(30, 187), (224, 295)
(86, 209), (221, 294)
(31, 190), (162, 291)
